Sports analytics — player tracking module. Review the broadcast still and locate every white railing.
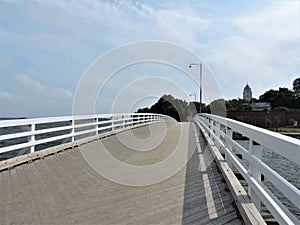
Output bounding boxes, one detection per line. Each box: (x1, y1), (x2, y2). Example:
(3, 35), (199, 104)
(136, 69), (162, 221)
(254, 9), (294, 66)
(194, 113), (300, 225)
(0, 113), (175, 160)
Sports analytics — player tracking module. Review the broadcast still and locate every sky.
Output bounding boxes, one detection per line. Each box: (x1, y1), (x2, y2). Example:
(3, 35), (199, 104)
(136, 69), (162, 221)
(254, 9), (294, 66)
(0, 0), (299, 117)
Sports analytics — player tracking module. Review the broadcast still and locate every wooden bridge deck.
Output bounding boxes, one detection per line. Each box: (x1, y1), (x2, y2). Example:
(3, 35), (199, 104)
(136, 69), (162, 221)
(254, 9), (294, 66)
(0, 122), (243, 225)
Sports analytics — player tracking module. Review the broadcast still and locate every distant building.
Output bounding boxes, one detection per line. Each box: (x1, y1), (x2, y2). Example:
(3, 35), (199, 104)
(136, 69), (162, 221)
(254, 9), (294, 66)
(227, 111), (300, 128)
(252, 102), (271, 112)
(243, 84), (252, 102)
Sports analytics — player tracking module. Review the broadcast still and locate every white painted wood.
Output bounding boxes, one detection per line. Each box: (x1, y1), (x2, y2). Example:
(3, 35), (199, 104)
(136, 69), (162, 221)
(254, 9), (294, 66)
(248, 140), (262, 211)
(30, 124), (35, 153)
(196, 114), (300, 225)
(196, 120), (266, 225)
(201, 114), (300, 164)
(0, 113), (175, 158)
(0, 142), (32, 154)
(0, 131), (32, 141)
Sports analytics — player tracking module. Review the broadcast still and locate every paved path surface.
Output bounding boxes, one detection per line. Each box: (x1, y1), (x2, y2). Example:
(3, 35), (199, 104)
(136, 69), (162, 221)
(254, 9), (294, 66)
(0, 122), (243, 225)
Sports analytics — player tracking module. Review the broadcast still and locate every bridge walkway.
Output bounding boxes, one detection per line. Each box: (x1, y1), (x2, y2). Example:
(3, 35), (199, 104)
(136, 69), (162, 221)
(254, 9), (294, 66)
(0, 122), (243, 225)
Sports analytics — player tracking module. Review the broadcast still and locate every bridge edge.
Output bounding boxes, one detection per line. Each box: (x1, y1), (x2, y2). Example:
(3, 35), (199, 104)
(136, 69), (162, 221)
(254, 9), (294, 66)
(194, 121), (266, 225)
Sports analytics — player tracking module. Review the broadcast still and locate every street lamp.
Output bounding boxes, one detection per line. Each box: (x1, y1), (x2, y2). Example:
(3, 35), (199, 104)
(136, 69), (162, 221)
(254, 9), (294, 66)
(189, 63), (202, 113)
(189, 94), (196, 101)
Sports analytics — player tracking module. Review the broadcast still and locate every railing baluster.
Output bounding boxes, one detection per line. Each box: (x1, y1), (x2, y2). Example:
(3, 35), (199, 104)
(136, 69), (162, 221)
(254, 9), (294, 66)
(209, 118), (213, 139)
(71, 118), (75, 142)
(112, 116), (115, 131)
(0, 113), (175, 160)
(248, 139), (262, 211)
(225, 127), (233, 168)
(196, 113), (300, 224)
(95, 117), (98, 135)
(30, 123), (35, 153)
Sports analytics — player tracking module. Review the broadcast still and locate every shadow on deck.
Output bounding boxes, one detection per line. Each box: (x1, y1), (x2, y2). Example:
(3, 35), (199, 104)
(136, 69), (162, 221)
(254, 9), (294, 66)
(182, 127), (242, 224)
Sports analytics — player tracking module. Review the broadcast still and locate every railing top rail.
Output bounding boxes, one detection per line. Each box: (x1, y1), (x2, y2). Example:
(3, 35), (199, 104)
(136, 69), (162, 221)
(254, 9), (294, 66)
(199, 113), (300, 165)
(0, 113), (173, 128)
(0, 116), (73, 127)
(0, 113), (175, 162)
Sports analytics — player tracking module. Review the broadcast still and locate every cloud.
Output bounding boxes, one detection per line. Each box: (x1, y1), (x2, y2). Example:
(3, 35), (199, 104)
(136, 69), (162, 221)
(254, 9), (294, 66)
(234, 1), (299, 42)
(15, 74), (44, 92)
(0, 75), (73, 117)
(0, 91), (20, 102)
(15, 74), (73, 98)
(205, 1), (300, 99)
(1, 0), (299, 116)
(32, 0), (209, 48)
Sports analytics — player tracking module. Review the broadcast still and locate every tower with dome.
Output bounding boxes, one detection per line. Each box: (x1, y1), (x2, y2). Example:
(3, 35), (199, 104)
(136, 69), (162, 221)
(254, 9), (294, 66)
(243, 84), (252, 102)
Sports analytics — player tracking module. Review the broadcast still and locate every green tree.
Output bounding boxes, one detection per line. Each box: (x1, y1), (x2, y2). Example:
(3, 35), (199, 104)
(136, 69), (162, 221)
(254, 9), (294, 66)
(136, 94), (209, 121)
(136, 107), (150, 113)
(293, 77), (300, 98)
(259, 88), (294, 109)
(149, 94), (190, 121)
(225, 98), (252, 111)
(188, 102), (209, 114)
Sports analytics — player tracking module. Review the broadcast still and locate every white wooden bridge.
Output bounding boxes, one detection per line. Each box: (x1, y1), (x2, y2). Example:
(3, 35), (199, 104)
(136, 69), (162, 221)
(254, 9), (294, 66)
(0, 113), (299, 225)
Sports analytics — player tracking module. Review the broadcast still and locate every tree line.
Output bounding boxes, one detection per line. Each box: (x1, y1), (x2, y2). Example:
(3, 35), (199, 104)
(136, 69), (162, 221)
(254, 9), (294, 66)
(224, 77), (300, 112)
(137, 77), (300, 121)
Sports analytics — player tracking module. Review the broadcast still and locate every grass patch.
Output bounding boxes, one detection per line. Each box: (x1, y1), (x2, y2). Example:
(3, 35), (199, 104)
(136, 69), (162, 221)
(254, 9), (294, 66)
(269, 127), (300, 133)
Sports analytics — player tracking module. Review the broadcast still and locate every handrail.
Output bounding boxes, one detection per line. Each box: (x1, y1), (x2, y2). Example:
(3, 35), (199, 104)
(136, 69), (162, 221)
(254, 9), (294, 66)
(195, 113), (300, 225)
(0, 113), (175, 160)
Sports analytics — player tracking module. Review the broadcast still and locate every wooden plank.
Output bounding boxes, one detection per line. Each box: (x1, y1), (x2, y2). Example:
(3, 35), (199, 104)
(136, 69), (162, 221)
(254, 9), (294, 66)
(15, 165), (42, 225)
(27, 159), (57, 224)
(0, 171), (4, 224)
(8, 167), (28, 224)
(0, 170), (13, 225)
(0, 122), (244, 224)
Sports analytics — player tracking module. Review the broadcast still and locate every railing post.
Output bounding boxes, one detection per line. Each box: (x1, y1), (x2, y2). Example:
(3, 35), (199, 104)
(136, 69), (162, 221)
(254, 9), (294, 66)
(30, 123), (35, 153)
(95, 117), (98, 135)
(212, 120), (219, 146)
(216, 122), (221, 139)
(123, 115), (125, 128)
(112, 116), (115, 131)
(225, 127), (234, 168)
(209, 118), (213, 138)
(71, 118), (75, 142)
(248, 139), (262, 211)
(214, 121), (220, 149)
(207, 117), (210, 130)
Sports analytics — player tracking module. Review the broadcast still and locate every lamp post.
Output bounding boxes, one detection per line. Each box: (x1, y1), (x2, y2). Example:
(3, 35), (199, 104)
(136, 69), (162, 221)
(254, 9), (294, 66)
(189, 63), (202, 113)
(189, 94), (196, 101)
